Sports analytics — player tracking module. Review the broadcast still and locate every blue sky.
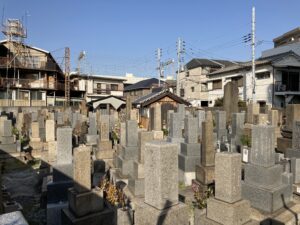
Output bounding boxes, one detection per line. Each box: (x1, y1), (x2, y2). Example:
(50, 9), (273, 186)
(1, 0), (300, 77)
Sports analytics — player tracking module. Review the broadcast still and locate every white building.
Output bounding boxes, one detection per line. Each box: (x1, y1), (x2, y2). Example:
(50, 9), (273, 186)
(206, 51), (300, 108)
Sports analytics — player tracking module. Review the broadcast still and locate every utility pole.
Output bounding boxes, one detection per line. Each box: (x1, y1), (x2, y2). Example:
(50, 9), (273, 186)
(176, 37), (185, 96)
(251, 6), (256, 102)
(156, 48), (162, 87)
(64, 47), (70, 107)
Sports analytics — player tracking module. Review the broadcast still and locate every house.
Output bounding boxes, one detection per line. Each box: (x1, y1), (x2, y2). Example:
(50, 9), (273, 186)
(273, 27), (300, 48)
(133, 89), (190, 130)
(177, 58), (236, 107)
(124, 78), (164, 102)
(206, 51), (300, 108)
(0, 40), (78, 106)
(74, 74), (126, 103)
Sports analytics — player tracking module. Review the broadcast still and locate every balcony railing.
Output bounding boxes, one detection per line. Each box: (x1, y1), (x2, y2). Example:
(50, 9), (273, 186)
(93, 88), (123, 95)
(0, 78), (66, 91)
(275, 81), (300, 92)
(0, 57), (58, 71)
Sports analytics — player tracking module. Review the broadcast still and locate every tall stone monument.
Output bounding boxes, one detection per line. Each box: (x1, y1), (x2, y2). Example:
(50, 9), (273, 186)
(135, 141), (189, 225)
(62, 145), (113, 224)
(179, 115), (201, 185)
(223, 81), (239, 123)
(194, 111), (215, 193)
(128, 130), (154, 197)
(200, 152), (252, 225)
(242, 125), (293, 213)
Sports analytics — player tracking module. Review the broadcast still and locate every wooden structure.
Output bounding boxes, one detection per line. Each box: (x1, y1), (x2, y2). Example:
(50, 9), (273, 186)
(133, 89), (190, 130)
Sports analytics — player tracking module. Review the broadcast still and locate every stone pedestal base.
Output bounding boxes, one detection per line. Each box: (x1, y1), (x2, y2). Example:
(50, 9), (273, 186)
(179, 154), (200, 172)
(206, 198), (251, 225)
(135, 201), (189, 225)
(30, 141), (43, 150)
(196, 164), (215, 185)
(96, 149), (114, 159)
(121, 146), (138, 161)
(61, 207), (114, 225)
(0, 144), (17, 153)
(97, 140), (112, 151)
(285, 148), (300, 158)
(199, 216), (258, 225)
(128, 178), (144, 197)
(116, 155), (134, 177)
(153, 130), (164, 140)
(68, 188), (104, 217)
(47, 180), (74, 203)
(47, 202), (68, 225)
(244, 163), (283, 187)
(241, 181), (292, 213)
(167, 137), (184, 145)
(86, 135), (98, 146)
(0, 136), (14, 144)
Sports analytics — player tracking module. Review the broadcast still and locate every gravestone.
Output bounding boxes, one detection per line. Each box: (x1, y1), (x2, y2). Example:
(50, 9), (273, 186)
(128, 131), (154, 197)
(200, 152), (251, 225)
(179, 115), (201, 185)
(194, 111), (215, 193)
(153, 103), (161, 131)
(246, 102), (259, 124)
(46, 120), (55, 142)
(47, 127), (74, 208)
(116, 120), (138, 176)
(223, 81), (239, 123)
(196, 110), (205, 141)
(135, 141), (189, 225)
(16, 112), (23, 130)
(167, 112), (184, 144)
(95, 116), (113, 159)
(61, 145), (112, 224)
(48, 141), (57, 163)
(0, 119), (16, 153)
(242, 125), (293, 213)
(216, 110), (227, 141)
(86, 113), (98, 146)
(292, 121), (300, 150)
(56, 112), (64, 125)
(231, 113), (245, 150)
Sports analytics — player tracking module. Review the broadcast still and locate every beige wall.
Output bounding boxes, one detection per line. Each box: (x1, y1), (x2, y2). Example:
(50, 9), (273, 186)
(178, 66), (209, 102)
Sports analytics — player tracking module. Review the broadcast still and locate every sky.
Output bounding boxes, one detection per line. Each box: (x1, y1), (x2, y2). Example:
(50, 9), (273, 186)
(1, 0), (300, 77)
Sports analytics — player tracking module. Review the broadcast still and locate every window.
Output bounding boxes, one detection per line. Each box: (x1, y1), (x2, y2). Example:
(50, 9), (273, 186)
(256, 71), (270, 80)
(212, 79), (222, 90)
(30, 91), (42, 100)
(180, 88), (185, 97)
(191, 86), (194, 92)
(186, 71), (190, 77)
(111, 84), (118, 91)
(201, 83), (208, 92)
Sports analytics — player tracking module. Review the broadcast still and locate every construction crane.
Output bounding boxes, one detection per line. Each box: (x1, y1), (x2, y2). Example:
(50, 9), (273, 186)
(64, 47), (70, 107)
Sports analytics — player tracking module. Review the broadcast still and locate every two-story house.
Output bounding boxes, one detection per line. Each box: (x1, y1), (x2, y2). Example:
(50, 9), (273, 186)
(178, 58), (236, 107)
(0, 40), (75, 106)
